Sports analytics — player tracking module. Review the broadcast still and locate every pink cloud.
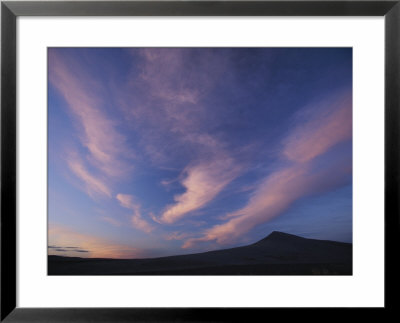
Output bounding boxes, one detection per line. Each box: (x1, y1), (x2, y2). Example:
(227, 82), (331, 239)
(116, 194), (154, 233)
(49, 50), (133, 180)
(116, 193), (135, 209)
(67, 152), (112, 198)
(283, 92), (352, 163)
(164, 231), (191, 241)
(137, 48), (208, 105)
(160, 158), (241, 224)
(131, 215), (154, 234)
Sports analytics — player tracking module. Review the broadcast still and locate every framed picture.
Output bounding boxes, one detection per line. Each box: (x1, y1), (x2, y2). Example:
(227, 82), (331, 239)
(1, 0), (398, 321)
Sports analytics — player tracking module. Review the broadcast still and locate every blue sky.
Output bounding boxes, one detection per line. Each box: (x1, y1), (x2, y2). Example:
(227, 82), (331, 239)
(48, 48), (352, 259)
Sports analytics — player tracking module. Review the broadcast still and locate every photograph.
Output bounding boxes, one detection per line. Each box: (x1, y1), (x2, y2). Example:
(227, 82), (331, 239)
(47, 47), (353, 276)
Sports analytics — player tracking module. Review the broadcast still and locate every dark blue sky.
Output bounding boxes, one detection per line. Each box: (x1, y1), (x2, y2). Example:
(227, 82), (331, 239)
(48, 48), (352, 258)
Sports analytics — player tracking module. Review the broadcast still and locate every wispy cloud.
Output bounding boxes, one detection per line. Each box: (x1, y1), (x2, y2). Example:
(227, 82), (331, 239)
(49, 49), (133, 181)
(137, 48), (211, 106)
(283, 93), (352, 163)
(67, 152), (112, 198)
(164, 231), (191, 241)
(116, 194), (154, 233)
(160, 158), (241, 224)
(184, 90), (352, 248)
(117, 49), (230, 168)
(116, 193), (136, 209)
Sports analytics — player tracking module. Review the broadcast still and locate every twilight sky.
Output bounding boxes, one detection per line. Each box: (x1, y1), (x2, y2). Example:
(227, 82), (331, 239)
(48, 48), (352, 259)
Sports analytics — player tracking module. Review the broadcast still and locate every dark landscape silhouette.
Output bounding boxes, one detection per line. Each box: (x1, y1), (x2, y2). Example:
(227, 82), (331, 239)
(48, 231), (352, 275)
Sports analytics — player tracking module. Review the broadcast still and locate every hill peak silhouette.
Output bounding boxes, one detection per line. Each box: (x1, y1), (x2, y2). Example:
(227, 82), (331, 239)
(254, 231), (306, 244)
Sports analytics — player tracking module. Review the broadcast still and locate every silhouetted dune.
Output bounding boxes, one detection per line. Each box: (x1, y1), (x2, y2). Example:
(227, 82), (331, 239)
(48, 231), (352, 275)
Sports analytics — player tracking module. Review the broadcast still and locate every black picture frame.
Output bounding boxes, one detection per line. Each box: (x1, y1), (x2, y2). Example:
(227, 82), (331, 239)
(1, 1), (399, 321)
